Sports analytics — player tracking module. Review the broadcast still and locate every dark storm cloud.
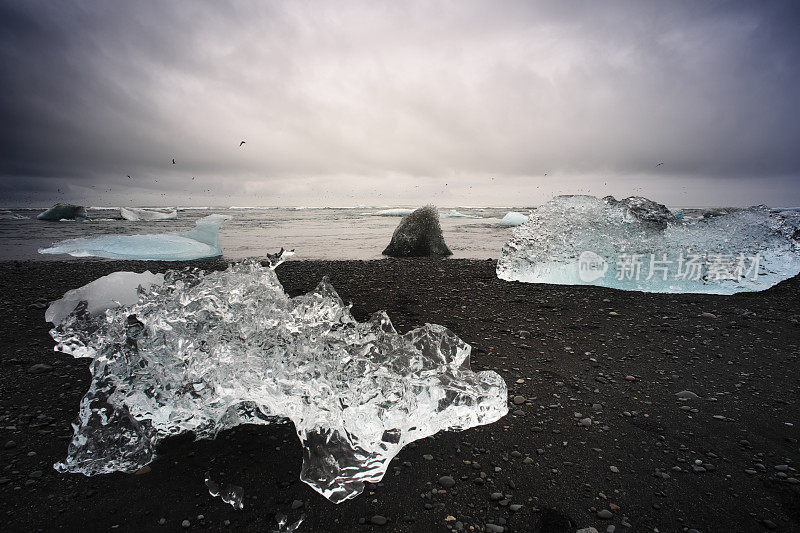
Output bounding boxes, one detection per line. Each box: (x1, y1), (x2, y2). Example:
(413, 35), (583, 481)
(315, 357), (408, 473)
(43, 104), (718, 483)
(1, 0), (799, 206)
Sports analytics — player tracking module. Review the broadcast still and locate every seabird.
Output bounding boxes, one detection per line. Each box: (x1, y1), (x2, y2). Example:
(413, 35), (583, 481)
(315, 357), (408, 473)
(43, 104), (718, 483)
(656, 162), (664, 167)
(172, 158), (176, 165)
(127, 175), (131, 179)
(239, 140), (246, 147)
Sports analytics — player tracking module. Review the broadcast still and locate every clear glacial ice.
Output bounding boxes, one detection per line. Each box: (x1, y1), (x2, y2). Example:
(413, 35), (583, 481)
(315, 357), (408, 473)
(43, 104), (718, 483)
(49, 259), (508, 503)
(497, 195), (800, 294)
(38, 214), (230, 260)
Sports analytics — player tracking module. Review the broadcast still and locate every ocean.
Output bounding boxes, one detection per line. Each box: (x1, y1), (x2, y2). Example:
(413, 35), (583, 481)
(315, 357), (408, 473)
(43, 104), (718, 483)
(0, 206), (521, 261)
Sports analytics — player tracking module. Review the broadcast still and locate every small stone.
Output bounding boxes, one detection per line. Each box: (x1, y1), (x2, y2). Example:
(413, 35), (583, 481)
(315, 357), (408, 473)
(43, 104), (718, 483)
(775, 465), (789, 472)
(675, 390), (700, 400)
(135, 465), (151, 475)
(291, 499), (304, 510)
(513, 396), (525, 405)
(510, 450), (522, 458)
(576, 528), (599, 533)
(760, 519), (777, 530)
(490, 492), (503, 501)
(439, 476), (456, 488)
(181, 520), (190, 528)
(158, 518), (166, 525)
(27, 364), (53, 374)
(509, 504), (523, 512)
(597, 509), (613, 519)
(523, 457), (534, 464)
(4, 440), (16, 449)
(579, 417), (592, 427)
(423, 454), (434, 460)
(609, 466), (619, 473)
(28, 471), (43, 479)
(700, 312), (717, 319)
(625, 376), (636, 381)
(486, 524), (504, 533)
(371, 515), (388, 526)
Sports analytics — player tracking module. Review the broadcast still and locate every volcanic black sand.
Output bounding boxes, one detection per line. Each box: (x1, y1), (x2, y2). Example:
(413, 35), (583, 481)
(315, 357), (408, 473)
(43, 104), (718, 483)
(2, 258), (800, 532)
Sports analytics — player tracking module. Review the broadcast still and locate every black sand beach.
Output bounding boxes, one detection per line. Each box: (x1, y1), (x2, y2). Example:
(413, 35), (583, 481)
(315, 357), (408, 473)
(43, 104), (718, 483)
(1, 258), (800, 532)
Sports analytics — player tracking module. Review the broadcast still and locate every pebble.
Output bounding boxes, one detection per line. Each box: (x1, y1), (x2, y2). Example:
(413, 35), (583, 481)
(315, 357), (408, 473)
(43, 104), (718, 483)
(4, 440), (16, 449)
(486, 524), (504, 533)
(509, 504), (523, 512)
(512, 395), (525, 405)
(576, 528), (599, 533)
(181, 520), (190, 528)
(27, 364), (53, 374)
(610, 466), (619, 473)
(625, 375), (636, 381)
(423, 454), (434, 460)
(439, 476), (456, 488)
(761, 519), (777, 530)
(579, 417), (592, 427)
(370, 515), (388, 526)
(675, 390), (700, 400)
(158, 518), (166, 525)
(291, 499), (304, 510)
(490, 492), (503, 501)
(597, 509), (613, 519)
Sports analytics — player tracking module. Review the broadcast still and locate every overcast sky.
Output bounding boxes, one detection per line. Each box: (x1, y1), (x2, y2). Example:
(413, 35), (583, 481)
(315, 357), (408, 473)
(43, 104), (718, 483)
(1, 0), (799, 207)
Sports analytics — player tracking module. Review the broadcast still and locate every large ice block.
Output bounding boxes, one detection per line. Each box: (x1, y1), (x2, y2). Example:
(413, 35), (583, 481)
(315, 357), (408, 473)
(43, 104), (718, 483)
(497, 195), (800, 294)
(38, 214), (230, 260)
(49, 260), (507, 503)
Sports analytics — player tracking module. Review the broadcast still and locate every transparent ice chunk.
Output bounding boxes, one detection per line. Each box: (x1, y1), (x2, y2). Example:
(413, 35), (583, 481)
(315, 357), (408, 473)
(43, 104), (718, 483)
(50, 260), (507, 503)
(38, 214), (230, 260)
(497, 195), (800, 294)
(205, 472), (244, 510)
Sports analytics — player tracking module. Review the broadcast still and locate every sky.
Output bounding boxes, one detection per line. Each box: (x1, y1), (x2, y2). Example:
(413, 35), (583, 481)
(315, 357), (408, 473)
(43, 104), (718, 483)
(1, 0), (799, 208)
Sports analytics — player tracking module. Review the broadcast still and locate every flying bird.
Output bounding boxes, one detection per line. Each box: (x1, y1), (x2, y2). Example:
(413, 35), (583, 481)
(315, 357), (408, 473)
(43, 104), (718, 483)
(656, 162), (664, 167)
(172, 158), (176, 165)
(127, 175), (131, 179)
(239, 140), (246, 147)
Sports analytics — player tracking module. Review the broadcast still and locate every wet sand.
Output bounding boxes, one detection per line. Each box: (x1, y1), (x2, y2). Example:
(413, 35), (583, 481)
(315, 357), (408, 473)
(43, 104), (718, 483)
(1, 258), (799, 532)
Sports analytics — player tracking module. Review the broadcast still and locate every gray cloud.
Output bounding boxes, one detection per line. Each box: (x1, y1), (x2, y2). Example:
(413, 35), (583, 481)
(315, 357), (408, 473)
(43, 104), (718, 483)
(1, 0), (799, 207)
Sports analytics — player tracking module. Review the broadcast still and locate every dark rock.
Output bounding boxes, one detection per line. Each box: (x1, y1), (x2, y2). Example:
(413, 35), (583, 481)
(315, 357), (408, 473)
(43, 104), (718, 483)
(382, 206), (452, 257)
(370, 515), (388, 526)
(27, 364), (53, 374)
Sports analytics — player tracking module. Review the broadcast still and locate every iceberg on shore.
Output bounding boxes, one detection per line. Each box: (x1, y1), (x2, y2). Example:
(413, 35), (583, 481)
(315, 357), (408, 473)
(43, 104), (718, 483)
(37, 203), (87, 221)
(382, 205), (452, 257)
(499, 211), (528, 226)
(120, 207), (178, 221)
(497, 195), (800, 294)
(38, 214), (230, 260)
(49, 260), (507, 503)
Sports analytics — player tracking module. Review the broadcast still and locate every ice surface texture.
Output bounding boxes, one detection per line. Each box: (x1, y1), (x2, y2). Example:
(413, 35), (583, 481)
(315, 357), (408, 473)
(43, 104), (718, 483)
(46, 271), (164, 325)
(38, 203), (87, 221)
(382, 205), (452, 257)
(50, 260), (507, 503)
(39, 214), (230, 260)
(120, 207), (178, 221)
(497, 195), (800, 294)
